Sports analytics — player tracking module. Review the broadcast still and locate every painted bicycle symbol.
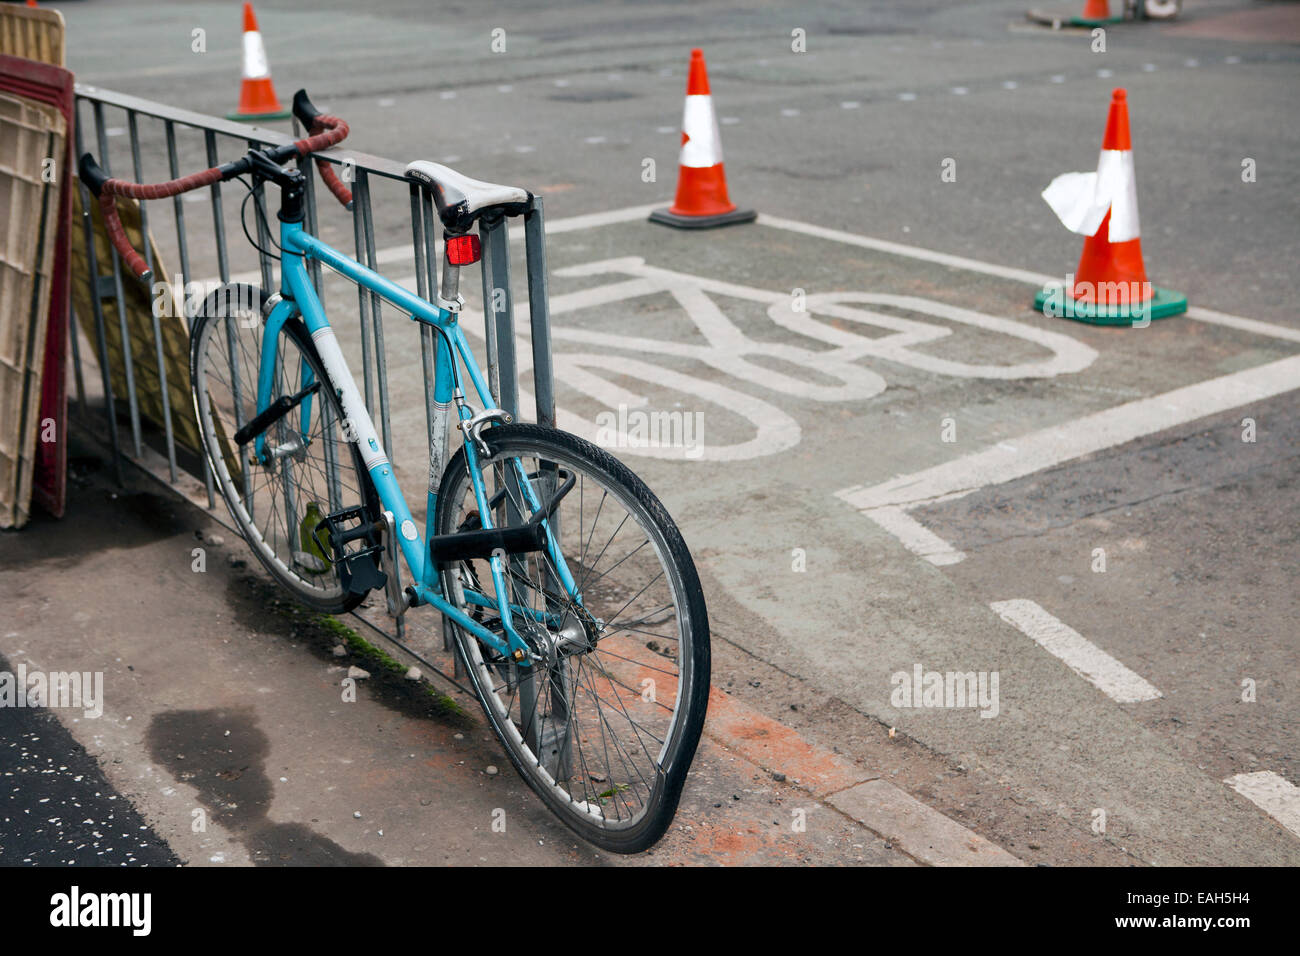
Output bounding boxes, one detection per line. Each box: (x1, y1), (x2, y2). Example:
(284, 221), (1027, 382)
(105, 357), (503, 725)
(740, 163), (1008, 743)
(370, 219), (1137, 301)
(470, 256), (1098, 461)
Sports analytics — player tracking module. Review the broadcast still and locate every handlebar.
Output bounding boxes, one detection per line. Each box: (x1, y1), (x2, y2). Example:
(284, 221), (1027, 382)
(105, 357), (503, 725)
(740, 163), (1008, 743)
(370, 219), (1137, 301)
(79, 89), (351, 284)
(292, 89), (353, 209)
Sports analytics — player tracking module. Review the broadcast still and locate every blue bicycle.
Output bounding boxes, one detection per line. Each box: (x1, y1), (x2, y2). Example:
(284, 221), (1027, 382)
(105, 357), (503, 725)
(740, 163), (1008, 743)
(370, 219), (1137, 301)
(80, 91), (710, 853)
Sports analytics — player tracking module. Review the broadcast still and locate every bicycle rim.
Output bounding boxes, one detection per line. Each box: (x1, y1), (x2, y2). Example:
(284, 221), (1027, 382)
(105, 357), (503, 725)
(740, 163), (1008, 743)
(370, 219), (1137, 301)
(436, 424), (710, 852)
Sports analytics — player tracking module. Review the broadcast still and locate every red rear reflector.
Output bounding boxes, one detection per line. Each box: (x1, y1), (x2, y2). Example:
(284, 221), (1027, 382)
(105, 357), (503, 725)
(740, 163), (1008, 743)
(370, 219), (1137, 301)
(446, 234), (481, 266)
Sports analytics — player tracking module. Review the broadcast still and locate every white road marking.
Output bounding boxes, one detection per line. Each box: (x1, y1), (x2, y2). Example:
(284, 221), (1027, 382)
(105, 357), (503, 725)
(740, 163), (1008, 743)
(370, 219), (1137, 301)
(990, 600), (1163, 703)
(759, 213), (1056, 285)
(838, 352), (1300, 513)
(1225, 772), (1300, 839)
(865, 506), (966, 565)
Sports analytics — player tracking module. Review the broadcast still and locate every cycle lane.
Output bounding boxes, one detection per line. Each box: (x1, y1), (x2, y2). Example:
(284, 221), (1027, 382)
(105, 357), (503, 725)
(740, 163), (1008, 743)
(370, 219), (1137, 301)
(239, 200), (1298, 863)
(418, 205), (1299, 864)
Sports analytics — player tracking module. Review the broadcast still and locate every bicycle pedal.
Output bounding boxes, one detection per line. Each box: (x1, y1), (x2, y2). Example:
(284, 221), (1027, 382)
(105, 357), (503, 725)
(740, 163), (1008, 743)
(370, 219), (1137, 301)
(317, 506), (388, 598)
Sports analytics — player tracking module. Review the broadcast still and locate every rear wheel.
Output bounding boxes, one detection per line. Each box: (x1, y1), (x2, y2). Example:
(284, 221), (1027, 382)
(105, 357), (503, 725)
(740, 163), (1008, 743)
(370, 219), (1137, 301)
(190, 283), (379, 613)
(435, 424), (710, 853)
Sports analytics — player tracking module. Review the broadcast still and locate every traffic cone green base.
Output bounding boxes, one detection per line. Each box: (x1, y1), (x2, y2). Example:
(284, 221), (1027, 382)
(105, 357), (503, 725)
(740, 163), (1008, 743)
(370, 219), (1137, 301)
(1026, 9), (1126, 28)
(1034, 284), (1188, 326)
(226, 108), (292, 122)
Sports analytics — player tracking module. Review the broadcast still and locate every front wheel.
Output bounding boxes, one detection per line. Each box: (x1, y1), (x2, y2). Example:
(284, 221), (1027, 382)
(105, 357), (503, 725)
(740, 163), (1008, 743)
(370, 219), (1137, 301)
(435, 424), (710, 853)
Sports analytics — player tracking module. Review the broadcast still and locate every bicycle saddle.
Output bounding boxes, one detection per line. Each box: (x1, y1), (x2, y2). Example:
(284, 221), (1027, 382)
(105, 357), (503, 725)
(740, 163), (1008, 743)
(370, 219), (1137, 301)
(404, 160), (531, 234)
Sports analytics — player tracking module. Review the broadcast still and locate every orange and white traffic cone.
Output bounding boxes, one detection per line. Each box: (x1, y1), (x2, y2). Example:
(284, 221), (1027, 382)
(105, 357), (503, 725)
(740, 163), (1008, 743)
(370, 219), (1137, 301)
(649, 49), (755, 229)
(1034, 88), (1186, 325)
(1026, 0), (1124, 28)
(227, 3), (291, 122)
(1079, 0), (1114, 21)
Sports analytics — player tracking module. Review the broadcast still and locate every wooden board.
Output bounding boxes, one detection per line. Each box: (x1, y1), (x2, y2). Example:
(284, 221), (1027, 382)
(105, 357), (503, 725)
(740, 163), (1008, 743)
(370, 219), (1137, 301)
(0, 91), (63, 528)
(0, 54), (74, 520)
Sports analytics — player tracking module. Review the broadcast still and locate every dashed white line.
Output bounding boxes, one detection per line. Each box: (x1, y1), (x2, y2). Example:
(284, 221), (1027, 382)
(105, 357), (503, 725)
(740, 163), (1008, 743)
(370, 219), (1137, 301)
(990, 600), (1163, 703)
(1225, 772), (1300, 838)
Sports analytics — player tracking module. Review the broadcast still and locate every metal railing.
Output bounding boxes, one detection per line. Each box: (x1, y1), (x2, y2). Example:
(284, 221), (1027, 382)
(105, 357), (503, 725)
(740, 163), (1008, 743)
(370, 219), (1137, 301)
(71, 85), (557, 681)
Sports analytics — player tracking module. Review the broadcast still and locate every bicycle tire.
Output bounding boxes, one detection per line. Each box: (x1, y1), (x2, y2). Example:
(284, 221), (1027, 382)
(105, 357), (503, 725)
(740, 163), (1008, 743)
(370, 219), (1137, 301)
(434, 423), (710, 853)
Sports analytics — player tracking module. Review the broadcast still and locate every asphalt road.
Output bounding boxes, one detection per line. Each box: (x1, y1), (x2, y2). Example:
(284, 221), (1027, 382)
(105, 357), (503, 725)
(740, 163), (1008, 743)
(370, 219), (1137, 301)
(17, 0), (1300, 865)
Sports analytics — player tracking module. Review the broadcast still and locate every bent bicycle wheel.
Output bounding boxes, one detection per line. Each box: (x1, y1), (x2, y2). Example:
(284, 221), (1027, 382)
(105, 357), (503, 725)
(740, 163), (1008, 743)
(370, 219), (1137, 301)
(435, 424), (710, 853)
(190, 283), (379, 613)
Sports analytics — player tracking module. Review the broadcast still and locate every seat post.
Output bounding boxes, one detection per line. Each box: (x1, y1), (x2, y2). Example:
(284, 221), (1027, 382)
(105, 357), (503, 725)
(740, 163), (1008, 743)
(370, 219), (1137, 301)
(440, 245), (460, 304)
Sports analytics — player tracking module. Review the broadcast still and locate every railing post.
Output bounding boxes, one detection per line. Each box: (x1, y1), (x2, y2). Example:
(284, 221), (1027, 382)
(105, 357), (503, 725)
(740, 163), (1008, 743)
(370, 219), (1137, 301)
(478, 215), (517, 418)
(72, 105), (124, 485)
(96, 101), (143, 459)
(132, 111), (178, 483)
(524, 196), (555, 429)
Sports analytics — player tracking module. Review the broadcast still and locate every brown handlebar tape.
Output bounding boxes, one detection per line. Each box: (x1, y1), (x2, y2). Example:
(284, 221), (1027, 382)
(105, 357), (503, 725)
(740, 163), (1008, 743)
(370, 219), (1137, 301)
(97, 114), (352, 280)
(297, 115), (353, 207)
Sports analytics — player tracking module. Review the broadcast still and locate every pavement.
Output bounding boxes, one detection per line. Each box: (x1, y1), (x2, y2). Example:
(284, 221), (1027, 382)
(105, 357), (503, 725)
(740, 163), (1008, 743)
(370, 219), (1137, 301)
(2, 0), (1297, 865)
(2, 437), (1015, 866)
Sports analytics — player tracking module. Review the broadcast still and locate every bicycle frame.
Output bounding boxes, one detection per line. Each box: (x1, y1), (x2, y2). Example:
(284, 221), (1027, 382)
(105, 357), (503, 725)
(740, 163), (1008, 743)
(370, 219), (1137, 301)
(254, 216), (582, 664)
